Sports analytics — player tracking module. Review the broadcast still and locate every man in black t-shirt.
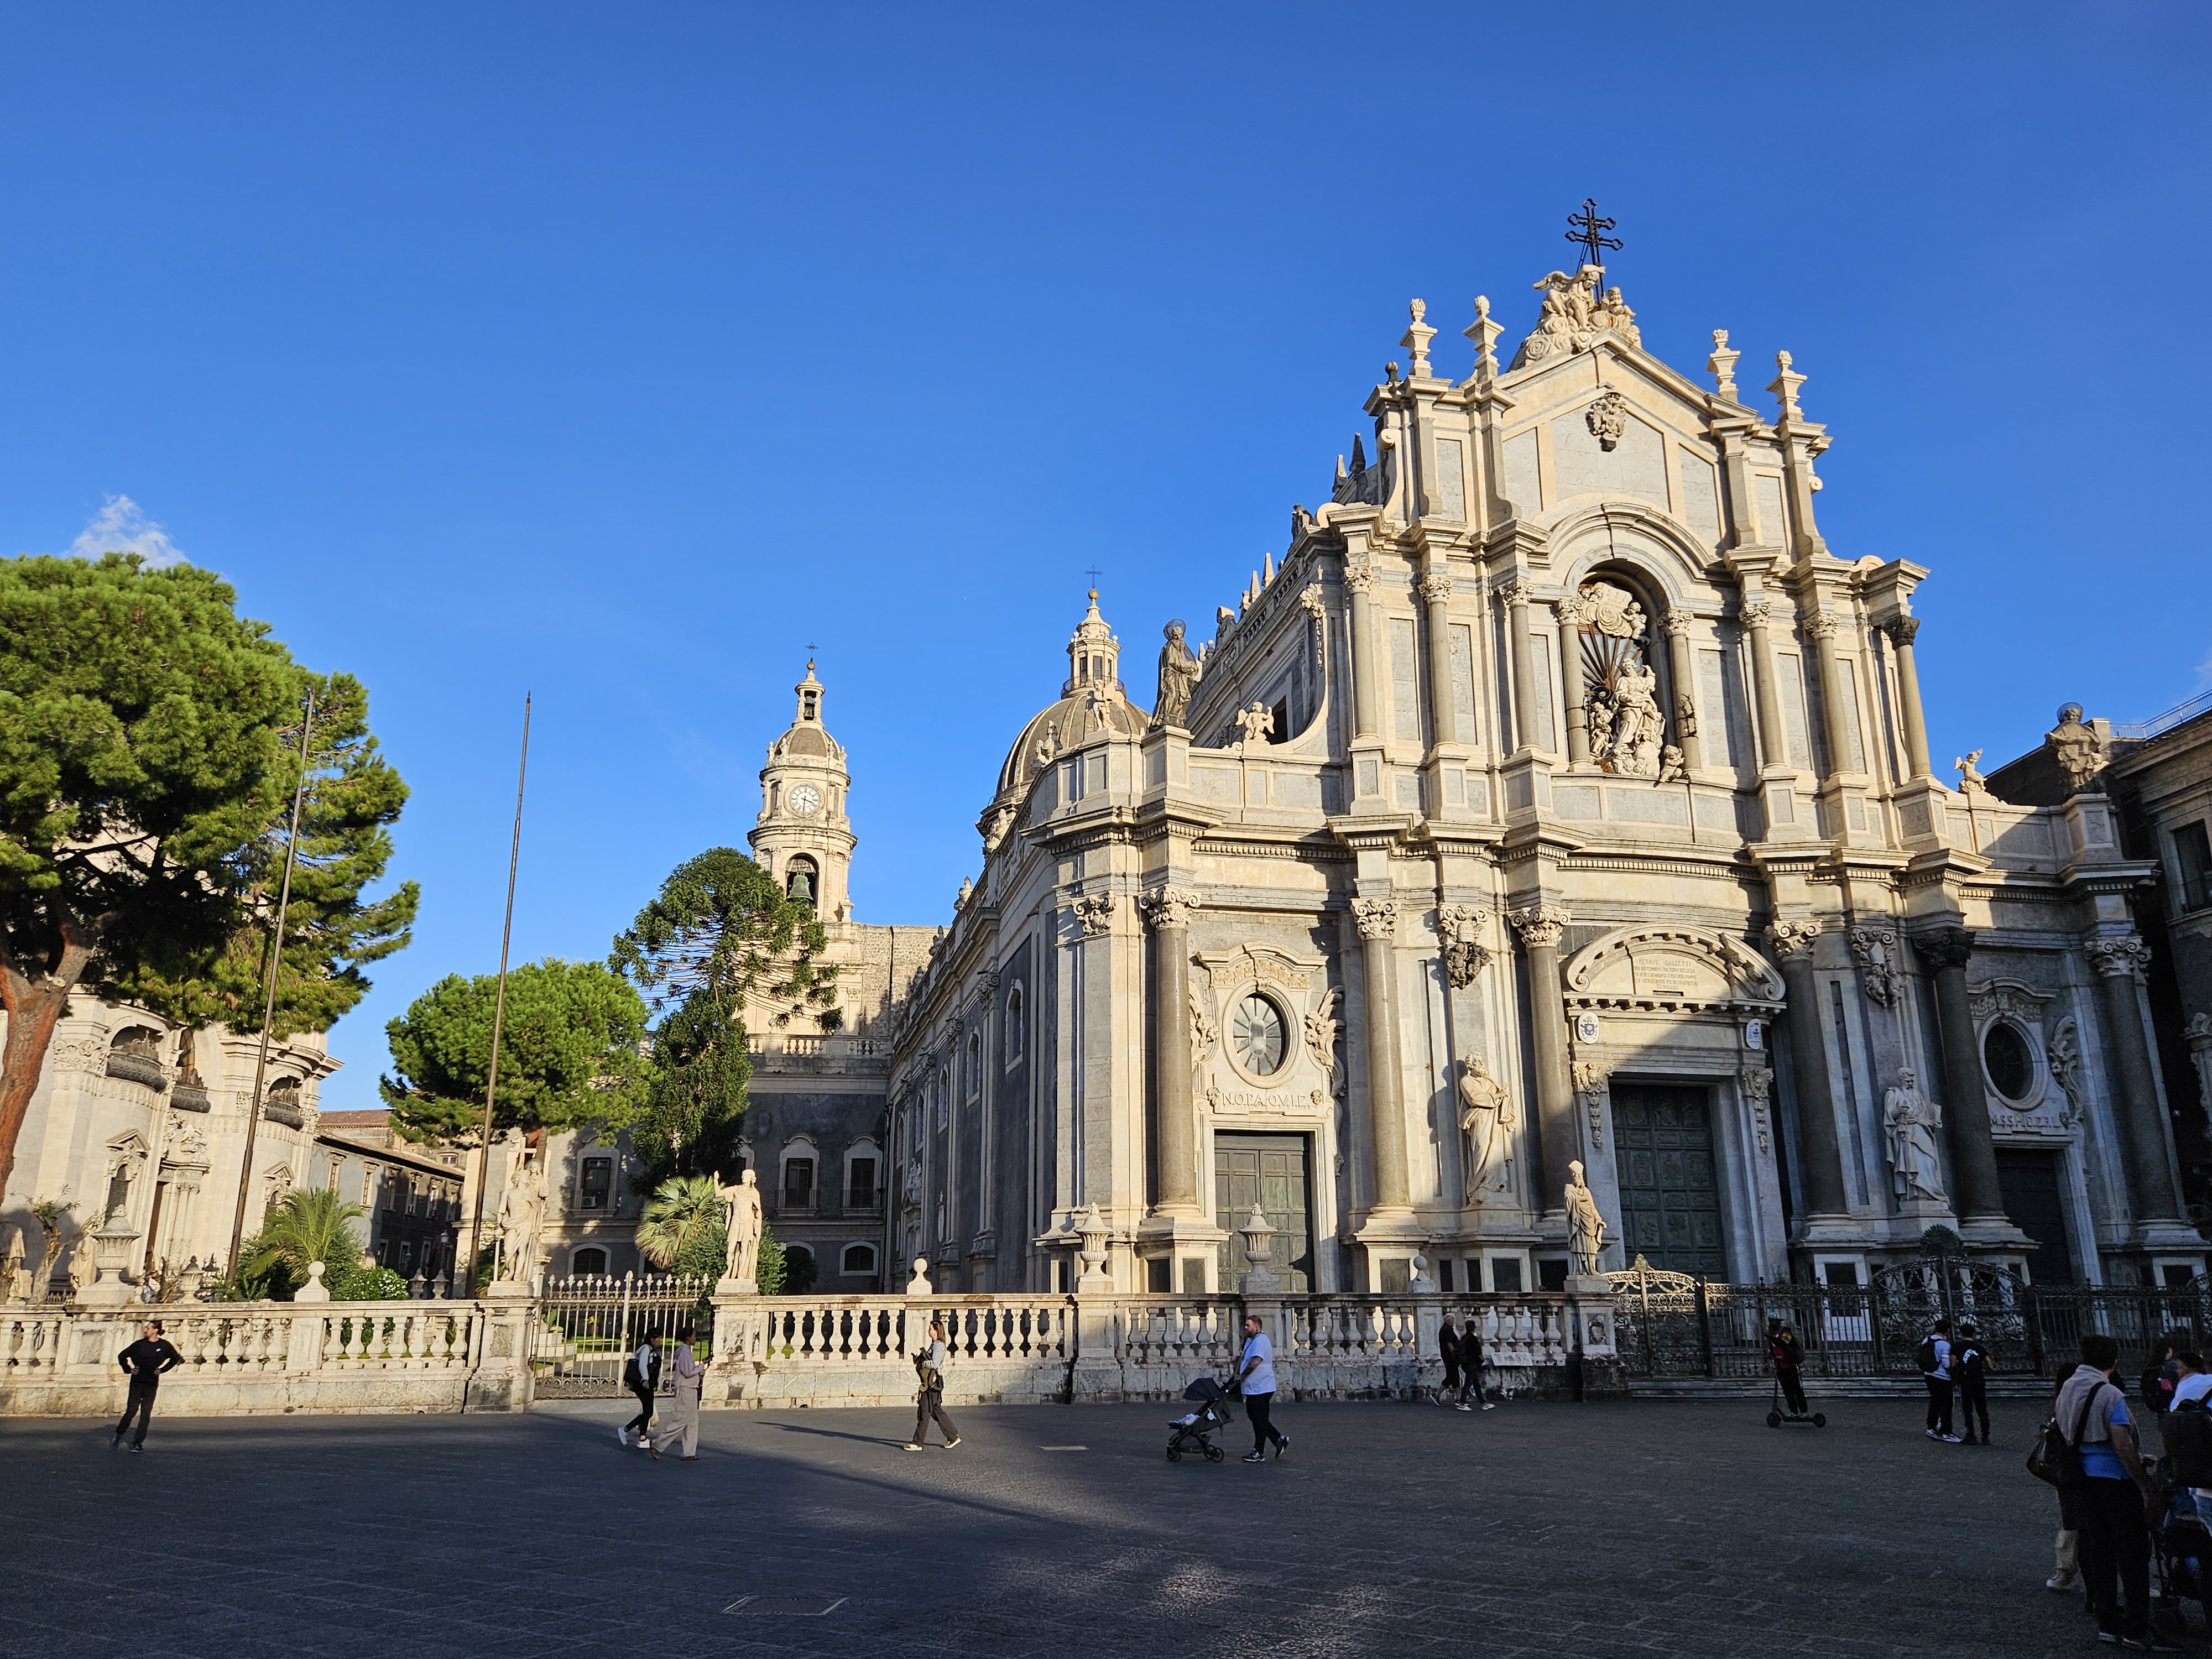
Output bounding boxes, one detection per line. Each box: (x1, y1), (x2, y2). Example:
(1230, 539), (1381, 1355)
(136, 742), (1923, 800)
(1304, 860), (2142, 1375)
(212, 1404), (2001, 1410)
(1954, 1323), (1991, 1446)
(113, 1321), (182, 1451)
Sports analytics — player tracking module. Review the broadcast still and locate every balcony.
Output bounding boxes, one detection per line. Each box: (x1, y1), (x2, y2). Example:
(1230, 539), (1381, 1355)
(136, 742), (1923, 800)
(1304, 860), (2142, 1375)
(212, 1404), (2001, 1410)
(105, 1049), (168, 1092)
(169, 1082), (212, 1113)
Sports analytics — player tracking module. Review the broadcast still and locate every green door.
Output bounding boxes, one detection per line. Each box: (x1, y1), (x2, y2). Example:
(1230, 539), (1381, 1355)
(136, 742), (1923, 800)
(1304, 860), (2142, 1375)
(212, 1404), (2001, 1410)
(1610, 1084), (1728, 1279)
(1214, 1132), (1312, 1291)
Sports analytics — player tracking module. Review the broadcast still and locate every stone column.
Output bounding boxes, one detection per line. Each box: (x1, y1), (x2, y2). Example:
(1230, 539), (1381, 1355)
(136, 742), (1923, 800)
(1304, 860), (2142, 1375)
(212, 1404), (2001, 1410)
(1885, 616), (1933, 780)
(1661, 611), (1704, 772)
(1353, 898), (1411, 1214)
(1741, 598), (1787, 767)
(1805, 611), (1854, 779)
(1911, 927), (2008, 1227)
(1139, 885), (1203, 1218)
(1345, 562), (1381, 742)
(1555, 596), (1590, 765)
(1767, 922), (1851, 1220)
(2087, 936), (2184, 1224)
(1418, 568), (1459, 749)
(1502, 580), (1540, 756)
(1508, 902), (1574, 1214)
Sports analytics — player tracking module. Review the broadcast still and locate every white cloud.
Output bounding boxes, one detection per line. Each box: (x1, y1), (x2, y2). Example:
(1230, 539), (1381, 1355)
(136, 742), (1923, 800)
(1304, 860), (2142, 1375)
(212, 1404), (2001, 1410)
(67, 495), (186, 568)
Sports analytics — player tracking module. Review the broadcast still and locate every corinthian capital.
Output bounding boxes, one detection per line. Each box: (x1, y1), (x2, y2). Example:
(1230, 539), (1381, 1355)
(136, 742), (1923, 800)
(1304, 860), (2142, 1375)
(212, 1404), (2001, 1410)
(1507, 902), (1569, 950)
(1495, 578), (1532, 608)
(1137, 885), (1201, 932)
(1766, 920), (1823, 963)
(1343, 564), (1377, 598)
(1660, 611), (1694, 640)
(1911, 924), (1976, 973)
(1741, 599), (1773, 628)
(1803, 611), (1840, 640)
(1417, 572), (1454, 607)
(2086, 935), (2153, 980)
(1885, 614), (1922, 648)
(1067, 890), (1117, 938)
(1351, 897), (1399, 941)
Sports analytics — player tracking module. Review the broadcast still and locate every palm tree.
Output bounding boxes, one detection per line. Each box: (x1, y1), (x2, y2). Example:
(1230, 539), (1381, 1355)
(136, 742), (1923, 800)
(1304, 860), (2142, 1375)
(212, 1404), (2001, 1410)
(637, 1174), (724, 1277)
(241, 1188), (367, 1295)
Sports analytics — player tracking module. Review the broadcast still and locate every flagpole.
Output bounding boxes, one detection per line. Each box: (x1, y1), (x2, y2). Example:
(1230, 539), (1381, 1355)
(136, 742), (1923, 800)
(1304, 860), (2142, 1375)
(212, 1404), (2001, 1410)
(464, 693), (531, 1296)
(226, 693), (317, 1280)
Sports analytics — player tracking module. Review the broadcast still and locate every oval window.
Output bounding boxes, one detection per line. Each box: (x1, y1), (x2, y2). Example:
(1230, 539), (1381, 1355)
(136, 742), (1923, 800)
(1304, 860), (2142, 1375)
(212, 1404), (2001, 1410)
(1231, 994), (1286, 1076)
(1984, 1022), (2034, 1102)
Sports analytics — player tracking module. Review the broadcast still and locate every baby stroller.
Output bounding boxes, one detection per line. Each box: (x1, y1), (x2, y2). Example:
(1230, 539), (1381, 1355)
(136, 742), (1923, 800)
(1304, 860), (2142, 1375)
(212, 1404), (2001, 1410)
(1166, 1376), (1236, 1463)
(2151, 1474), (2211, 1644)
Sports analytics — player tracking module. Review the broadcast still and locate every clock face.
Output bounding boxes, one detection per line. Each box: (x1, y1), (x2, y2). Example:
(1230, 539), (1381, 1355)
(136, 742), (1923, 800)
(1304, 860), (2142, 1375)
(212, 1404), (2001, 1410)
(788, 784), (822, 817)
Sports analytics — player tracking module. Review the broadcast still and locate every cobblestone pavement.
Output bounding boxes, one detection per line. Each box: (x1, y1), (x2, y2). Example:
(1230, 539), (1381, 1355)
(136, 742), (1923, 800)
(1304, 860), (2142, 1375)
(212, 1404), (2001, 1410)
(1, 1394), (2172, 1658)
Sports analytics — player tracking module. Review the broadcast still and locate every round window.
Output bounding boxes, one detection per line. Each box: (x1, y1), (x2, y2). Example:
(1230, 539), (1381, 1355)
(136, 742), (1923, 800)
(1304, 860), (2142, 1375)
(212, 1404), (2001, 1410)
(1230, 994), (1287, 1076)
(1984, 1021), (2034, 1102)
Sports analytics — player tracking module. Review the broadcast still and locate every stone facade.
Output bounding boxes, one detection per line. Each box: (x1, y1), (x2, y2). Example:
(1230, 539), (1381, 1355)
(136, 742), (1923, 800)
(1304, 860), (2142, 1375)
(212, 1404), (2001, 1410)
(875, 258), (2207, 1297)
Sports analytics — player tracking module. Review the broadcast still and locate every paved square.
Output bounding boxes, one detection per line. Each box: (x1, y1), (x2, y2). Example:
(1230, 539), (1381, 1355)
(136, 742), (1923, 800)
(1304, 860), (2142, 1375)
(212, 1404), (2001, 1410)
(0, 1396), (2156, 1657)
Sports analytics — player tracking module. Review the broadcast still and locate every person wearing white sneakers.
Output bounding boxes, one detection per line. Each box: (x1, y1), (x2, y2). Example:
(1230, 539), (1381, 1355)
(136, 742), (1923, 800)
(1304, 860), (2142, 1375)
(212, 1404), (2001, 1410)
(618, 1332), (660, 1449)
(1237, 1313), (1289, 1462)
(904, 1316), (962, 1451)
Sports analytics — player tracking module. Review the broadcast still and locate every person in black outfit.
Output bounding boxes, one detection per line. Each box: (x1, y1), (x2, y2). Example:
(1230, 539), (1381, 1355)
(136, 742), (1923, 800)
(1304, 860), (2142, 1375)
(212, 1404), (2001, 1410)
(113, 1321), (182, 1451)
(619, 1332), (661, 1449)
(1434, 1316), (1464, 1407)
(1954, 1323), (1990, 1446)
(1768, 1318), (1809, 1416)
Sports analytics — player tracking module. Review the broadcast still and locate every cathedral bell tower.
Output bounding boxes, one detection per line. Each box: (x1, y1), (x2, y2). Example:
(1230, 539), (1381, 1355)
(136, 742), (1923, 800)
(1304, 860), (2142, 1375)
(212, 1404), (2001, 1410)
(749, 661), (855, 924)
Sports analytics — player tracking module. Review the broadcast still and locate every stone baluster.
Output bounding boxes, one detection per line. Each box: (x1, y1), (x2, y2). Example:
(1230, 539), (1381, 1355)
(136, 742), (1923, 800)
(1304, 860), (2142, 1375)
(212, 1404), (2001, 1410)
(1910, 927), (2010, 1227)
(1661, 611), (1704, 772)
(2087, 936), (2185, 1224)
(1353, 898), (1412, 1215)
(1139, 885), (1204, 1220)
(1884, 616), (1932, 779)
(1507, 901), (1574, 1213)
(1766, 921), (1852, 1222)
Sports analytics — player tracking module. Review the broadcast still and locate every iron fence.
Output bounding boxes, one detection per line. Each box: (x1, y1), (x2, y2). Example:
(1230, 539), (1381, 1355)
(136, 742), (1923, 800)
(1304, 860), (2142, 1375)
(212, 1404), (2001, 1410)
(1609, 1259), (2212, 1383)
(530, 1273), (715, 1397)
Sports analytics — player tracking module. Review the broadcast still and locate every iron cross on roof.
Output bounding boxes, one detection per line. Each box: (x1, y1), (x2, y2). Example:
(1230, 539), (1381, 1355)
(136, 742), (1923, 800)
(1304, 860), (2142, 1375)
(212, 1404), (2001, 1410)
(1084, 566), (1103, 590)
(1566, 198), (1621, 276)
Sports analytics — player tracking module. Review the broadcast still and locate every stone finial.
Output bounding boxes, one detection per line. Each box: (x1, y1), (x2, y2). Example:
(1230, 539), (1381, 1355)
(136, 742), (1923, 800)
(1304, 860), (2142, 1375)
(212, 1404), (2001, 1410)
(1401, 299), (1436, 379)
(1707, 330), (1740, 401)
(1768, 349), (1806, 423)
(1464, 294), (1503, 380)
(295, 1259), (332, 1302)
(905, 1255), (934, 1297)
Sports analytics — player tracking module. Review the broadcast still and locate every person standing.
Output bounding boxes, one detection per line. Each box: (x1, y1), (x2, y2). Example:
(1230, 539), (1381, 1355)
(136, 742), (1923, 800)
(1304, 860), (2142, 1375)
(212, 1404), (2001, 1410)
(647, 1324), (703, 1463)
(2062, 1332), (2176, 1650)
(1953, 1323), (1990, 1446)
(2047, 1361), (2085, 1597)
(1461, 1313), (1495, 1410)
(112, 1320), (182, 1452)
(1434, 1316), (1463, 1408)
(1919, 1318), (1959, 1442)
(619, 1332), (661, 1449)
(2140, 1331), (2182, 1457)
(1237, 1313), (1289, 1462)
(905, 1316), (961, 1451)
(1768, 1318), (1808, 1417)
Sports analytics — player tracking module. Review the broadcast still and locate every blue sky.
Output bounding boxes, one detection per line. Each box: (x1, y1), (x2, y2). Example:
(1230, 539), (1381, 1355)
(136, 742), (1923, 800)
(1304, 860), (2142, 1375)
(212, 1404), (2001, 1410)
(2, 5), (2205, 1113)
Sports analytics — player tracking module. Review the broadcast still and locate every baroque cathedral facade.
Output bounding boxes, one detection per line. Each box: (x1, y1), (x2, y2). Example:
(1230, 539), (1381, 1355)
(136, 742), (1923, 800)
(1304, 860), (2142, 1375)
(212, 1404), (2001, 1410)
(748, 253), (2205, 1300)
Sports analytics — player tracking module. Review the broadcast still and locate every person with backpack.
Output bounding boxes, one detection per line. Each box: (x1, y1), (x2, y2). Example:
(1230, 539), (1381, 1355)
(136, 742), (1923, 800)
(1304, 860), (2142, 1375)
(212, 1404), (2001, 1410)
(2060, 1331), (2176, 1650)
(1434, 1316), (1467, 1410)
(1918, 1318), (1959, 1443)
(1953, 1323), (1990, 1446)
(905, 1315), (961, 1451)
(2047, 1361), (2086, 1597)
(1768, 1317), (1808, 1418)
(618, 1331), (660, 1449)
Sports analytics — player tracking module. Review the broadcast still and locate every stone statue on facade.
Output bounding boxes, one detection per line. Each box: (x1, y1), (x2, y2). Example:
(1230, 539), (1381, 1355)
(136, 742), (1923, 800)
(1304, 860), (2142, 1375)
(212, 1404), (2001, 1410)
(2, 1228), (22, 1301)
(1152, 622), (1201, 731)
(2045, 703), (2107, 795)
(1657, 745), (1687, 783)
(1565, 1160), (1606, 1276)
(1883, 1070), (1947, 1203)
(1235, 701), (1275, 746)
(1458, 1055), (1514, 1199)
(719, 1168), (764, 1287)
(66, 1236), (94, 1300)
(1608, 663), (1664, 778)
(494, 1147), (546, 1289)
(1953, 749), (1986, 794)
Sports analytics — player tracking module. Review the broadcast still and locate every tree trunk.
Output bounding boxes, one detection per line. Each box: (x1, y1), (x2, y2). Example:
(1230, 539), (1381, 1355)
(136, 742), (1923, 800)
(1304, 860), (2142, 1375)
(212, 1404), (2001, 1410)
(0, 921), (100, 1201)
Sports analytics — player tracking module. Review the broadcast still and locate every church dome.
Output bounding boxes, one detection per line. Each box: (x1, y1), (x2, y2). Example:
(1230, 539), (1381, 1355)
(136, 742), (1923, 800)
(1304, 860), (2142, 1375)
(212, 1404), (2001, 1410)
(777, 724), (836, 760)
(994, 589), (1150, 797)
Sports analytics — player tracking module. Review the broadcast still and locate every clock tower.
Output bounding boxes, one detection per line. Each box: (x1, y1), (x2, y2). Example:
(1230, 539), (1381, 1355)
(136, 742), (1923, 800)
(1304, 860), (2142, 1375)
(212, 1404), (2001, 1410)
(749, 660), (855, 923)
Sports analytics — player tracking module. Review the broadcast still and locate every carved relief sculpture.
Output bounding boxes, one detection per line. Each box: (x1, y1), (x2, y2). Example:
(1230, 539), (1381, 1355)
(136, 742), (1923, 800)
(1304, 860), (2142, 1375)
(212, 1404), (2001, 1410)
(1458, 1054), (1513, 1199)
(1674, 690), (1697, 738)
(1565, 1159), (1607, 1276)
(1189, 978), (1219, 1061)
(1303, 988), (1344, 1098)
(1767, 920), (1822, 963)
(1740, 1064), (1773, 1154)
(1436, 904), (1494, 988)
(1515, 267), (1640, 367)
(1848, 924), (1900, 1006)
(1152, 621), (1201, 730)
(2048, 1019), (2085, 1126)
(1070, 891), (1116, 938)
(1585, 390), (1629, 452)
(1882, 1070), (1947, 1203)
(1571, 580), (1665, 777)
(2046, 703), (2109, 795)
(1571, 1058), (1608, 1151)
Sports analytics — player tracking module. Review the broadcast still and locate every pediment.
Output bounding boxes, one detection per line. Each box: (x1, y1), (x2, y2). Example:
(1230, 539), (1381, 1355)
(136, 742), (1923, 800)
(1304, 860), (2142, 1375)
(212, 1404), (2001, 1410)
(1193, 942), (1322, 994)
(1562, 926), (1785, 1010)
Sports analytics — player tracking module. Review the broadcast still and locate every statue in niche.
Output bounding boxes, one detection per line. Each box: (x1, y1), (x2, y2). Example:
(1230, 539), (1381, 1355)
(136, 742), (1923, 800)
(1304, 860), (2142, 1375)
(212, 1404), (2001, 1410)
(1152, 621), (1201, 731)
(718, 1168), (764, 1284)
(1458, 1055), (1514, 1200)
(1565, 1160), (1607, 1276)
(1608, 662), (1664, 778)
(2046, 703), (2108, 795)
(1883, 1070), (1947, 1203)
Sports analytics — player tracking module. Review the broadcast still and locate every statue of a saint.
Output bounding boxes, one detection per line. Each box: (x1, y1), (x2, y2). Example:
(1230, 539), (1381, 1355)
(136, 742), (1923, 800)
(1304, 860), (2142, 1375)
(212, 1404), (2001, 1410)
(1884, 1070), (1947, 1203)
(1565, 1159), (1606, 1276)
(2045, 703), (2107, 795)
(495, 1148), (546, 1287)
(1610, 662), (1663, 778)
(1152, 622), (1201, 731)
(1457, 1055), (1513, 1199)
(719, 1168), (765, 1286)
(67, 1238), (94, 1299)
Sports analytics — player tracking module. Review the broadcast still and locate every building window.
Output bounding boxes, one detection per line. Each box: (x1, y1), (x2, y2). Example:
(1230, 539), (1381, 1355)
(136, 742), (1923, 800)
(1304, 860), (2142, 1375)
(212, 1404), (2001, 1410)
(936, 1069), (950, 1129)
(841, 1243), (878, 1277)
(571, 1246), (608, 1277)
(580, 1156), (613, 1211)
(2177, 821), (2212, 914)
(848, 1157), (878, 1207)
(967, 1031), (982, 1098)
(1004, 985), (1024, 1066)
(784, 1158), (815, 1211)
(1229, 993), (1287, 1076)
(1984, 1021), (2035, 1103)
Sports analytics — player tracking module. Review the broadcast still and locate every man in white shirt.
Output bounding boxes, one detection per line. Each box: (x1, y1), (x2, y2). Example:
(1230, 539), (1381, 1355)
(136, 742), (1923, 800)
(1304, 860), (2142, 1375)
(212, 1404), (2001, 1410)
(1236, 1313), (1289, 1463)
(1922, 1319), (1959, 1443)
(2174, 1351), (2212, 1409)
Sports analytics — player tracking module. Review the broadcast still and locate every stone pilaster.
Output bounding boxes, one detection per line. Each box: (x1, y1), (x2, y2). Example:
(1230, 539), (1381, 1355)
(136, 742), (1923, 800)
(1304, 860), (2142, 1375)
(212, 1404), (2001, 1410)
(1910, 927), (2010, 1232)
(2086, 935), (2185, 1228)
(1345, 560), (1380, 743)
(1509, 901), (1574, 1216)
(1138, 885), (1204, 1220)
